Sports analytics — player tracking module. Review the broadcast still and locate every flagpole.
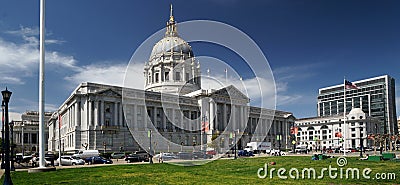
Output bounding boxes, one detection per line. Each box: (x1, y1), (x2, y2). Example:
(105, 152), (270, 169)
(207, 68), (210, 89)
(343, 77), (346, 156)
(225, 68), (227, 84)
(58, 111), (62, 166)
(39, 0), (46, 168)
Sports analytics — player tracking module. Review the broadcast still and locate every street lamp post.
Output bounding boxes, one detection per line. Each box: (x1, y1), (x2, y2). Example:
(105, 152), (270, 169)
(148, 130), (153, 164)
(277, 134), (282, 156)
(234, 130), (237, 159)
(2, 87), (13, 185)
(10, 121), (15, 171)
(1, 101), (5, 169)
(359, 125), (364, 158)
(21, 122), (24, 156)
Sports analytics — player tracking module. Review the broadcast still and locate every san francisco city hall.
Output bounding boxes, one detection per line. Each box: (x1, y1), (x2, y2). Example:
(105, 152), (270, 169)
(47, 9), (295, 154)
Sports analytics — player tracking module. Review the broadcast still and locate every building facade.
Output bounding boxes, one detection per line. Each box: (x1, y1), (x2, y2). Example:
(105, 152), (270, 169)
(47, 7), (296, 154)
(317, 75), (398, 135)
(398, 117), (400, 134)
(295, 108), (379, 150)
(11, 111), (52, 155)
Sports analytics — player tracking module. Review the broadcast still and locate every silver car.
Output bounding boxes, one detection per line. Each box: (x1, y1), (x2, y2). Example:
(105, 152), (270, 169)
(59, 155), (85, 165)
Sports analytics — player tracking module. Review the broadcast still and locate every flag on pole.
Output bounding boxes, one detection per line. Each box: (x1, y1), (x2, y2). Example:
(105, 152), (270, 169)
(345, 80), (358, 89)
(201, 121), (209, 132)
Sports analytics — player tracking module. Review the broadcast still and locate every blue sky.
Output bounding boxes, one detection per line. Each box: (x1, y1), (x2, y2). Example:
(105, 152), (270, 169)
(0, 0), (399, 119)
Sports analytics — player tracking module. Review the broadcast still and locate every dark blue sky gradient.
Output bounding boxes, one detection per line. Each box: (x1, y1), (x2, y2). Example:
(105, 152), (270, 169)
(0, 0), (399, 118)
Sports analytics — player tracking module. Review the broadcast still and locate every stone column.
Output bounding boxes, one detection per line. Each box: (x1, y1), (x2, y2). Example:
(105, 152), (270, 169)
(223, 104), (227, 130)
(100, 101), (104, 126)
(94, 101), (99, 126)
(231, 104), (236, 131)
(114, 102), (118, 126)
(162, 109), (167, 131)
(209, 100), (215, 131)
(153, 107), (157, 129)
(119, 102), (123, 127)
(181, 110), (185, 133)
(88, 100), (93, 127)
(144, 106), (148, 129)
(71, 106), (74, 128)
(182, 64), (185, 82)
(172, 108), (176, 132)
(133, 104), (137, 130)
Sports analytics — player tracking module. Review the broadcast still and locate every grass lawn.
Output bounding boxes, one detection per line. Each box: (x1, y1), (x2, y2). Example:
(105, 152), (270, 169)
(3, 156), (400, 185)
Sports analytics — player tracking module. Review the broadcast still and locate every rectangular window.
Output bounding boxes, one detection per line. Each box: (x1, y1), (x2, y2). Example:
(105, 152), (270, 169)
(31, 133), (37, 144)
(185, 73), (189, 82)
(155, 73), (159, 83)
(175, 72), (181, 81)
(165, 71), (169, 81)
(23, 133), (29, 143)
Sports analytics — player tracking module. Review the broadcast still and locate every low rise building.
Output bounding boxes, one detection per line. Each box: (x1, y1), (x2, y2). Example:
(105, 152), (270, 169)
(295, 108), (379, 150)
(10, 111), (52, 155)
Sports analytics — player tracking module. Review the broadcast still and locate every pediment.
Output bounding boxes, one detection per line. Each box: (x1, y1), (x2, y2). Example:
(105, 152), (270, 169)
(211, 85), (249, 102)
(96, 89), (121, 97)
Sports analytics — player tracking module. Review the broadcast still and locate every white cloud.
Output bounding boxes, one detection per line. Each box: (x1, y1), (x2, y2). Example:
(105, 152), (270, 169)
(9, 112), (22, 121)
(65, 62), (129, 87)
(201, 73), (277, 109)
(0, 28), (77, 85)
(0, 76), (24, 85)
(269, 64), (324, 107)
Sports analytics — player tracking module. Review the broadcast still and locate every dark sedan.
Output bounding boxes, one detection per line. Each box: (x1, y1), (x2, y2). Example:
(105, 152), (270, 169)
(85, 156), (113, 165)
(125, 154), (141, 163)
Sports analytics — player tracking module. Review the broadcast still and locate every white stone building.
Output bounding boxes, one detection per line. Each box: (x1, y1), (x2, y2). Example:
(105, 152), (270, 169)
(10, 111), (52, 154)
(47, 8), (295, 153)
(295, 108), (379, 150)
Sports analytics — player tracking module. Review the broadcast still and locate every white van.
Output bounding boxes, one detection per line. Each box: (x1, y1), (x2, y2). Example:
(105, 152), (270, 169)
(72, 150), (99, 159)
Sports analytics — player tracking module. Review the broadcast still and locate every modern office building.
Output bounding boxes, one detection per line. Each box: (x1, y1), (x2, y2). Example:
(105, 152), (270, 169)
(47, 8), (295, 153)
(317, 75), (398, 135)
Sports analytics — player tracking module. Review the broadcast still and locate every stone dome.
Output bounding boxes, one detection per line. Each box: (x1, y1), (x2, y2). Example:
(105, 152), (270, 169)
(150, 36), (194, 61)
(143, 5), (201, 95)
(348, 108), (364, 115)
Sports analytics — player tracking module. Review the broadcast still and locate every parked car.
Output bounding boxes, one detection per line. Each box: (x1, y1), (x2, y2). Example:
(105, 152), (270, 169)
(339, 148), (352, 153)
(111, 152), (126, 159)
(270, 150), (286, 156)
(177, 152), (193, 160)
(31, 155), (58, 167)
(154, 153), (177, 161)
(85, 156), (113, 165)
(238, 150), (254, 157)
(125, 154), (141, 163)
(15, 153), (32, 163)
(206, 150), (217, 155)
(295, 146), (308, 154)
(59, 155), (85, 166)
(134, 151), (150, 162)
(192, 151), (213, 159)
(73, 150), (100, 159)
